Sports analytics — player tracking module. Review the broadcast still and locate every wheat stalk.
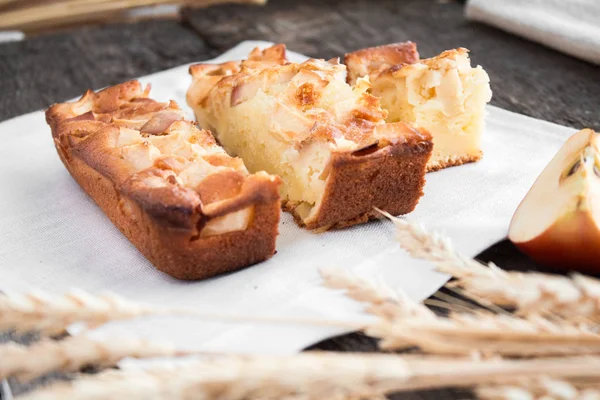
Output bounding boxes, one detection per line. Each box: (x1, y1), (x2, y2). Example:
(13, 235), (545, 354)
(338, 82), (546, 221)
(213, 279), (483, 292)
(368, 317), (600, 356)
(18, 354), (600, 400)
(0, 335), (194, 382)
(376, 209), (501, 277)
(0, 289), (359, 336)
(0, 289), (154, 335)
(0, 0), (267, 31)
(462, 273), (600, 320)
(378, 210), (600, 320)
(477, 378), (600, 400)
(366, 304), (600, 357)
(319, 266), (436, 322)
(321, 266), (600, 357)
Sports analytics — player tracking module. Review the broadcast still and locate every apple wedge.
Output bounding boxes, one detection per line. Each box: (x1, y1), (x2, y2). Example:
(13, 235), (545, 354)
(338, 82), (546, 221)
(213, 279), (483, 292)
(509, 128), (600, 272)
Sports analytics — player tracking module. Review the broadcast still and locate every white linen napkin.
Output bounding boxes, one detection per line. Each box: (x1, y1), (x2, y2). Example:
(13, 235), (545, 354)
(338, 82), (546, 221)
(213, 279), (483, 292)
(466, 0), (600, 65)
(0, 31), (24, 43)
(0, 41), (575, 354)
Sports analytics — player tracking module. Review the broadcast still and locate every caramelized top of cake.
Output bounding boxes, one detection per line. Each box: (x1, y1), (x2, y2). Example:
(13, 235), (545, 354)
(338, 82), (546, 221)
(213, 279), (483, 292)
(372, 48), (492, 121)
(344, 42), (420, 85)
(351, 46), (492, 171)
(47, 80), (280, 232)
(379, 48), (473, 82)
(392, 48), (468, 70)
(188, 45), (415, 153)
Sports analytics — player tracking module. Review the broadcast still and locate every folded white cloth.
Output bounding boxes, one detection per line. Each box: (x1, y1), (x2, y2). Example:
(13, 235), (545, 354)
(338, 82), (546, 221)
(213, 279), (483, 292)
(0, 31), (24, 43)
(466, 0), (600, 65)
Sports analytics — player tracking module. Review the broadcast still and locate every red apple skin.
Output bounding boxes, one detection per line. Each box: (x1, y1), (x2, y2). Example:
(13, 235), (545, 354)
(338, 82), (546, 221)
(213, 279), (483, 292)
(513, 210), (600, 274)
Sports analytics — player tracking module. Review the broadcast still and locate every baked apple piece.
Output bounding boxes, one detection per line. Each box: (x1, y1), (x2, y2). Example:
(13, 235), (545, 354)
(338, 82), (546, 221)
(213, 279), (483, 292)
(344, 41), (420, 85)
(187, 45), (433, 230)
(508, 128), (600, 272)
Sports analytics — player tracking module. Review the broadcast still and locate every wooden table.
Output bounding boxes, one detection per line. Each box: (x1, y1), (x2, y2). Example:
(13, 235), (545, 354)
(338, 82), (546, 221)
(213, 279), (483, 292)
(1, 0), (599, 398)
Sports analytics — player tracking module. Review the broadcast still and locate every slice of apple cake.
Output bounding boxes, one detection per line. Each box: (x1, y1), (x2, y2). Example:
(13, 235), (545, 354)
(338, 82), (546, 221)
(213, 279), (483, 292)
(345, 44), (492, 171)
(187, 45), (433, 230)
(46, 80), (281, 280)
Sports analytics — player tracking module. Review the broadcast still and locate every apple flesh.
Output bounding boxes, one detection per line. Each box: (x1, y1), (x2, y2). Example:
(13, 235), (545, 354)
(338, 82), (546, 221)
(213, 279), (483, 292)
(508, 128), (600, 273)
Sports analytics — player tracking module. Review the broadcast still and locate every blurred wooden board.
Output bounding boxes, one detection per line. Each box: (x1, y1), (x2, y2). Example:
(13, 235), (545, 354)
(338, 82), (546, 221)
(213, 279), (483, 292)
(0, 19), (217, 121)
(0, 0), (264, 33)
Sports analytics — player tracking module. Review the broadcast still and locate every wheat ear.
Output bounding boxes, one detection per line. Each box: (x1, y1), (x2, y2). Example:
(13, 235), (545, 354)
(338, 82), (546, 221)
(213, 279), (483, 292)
(18, 354), (600, 400)
(0, 335), (192, 382)
(0, 289), (163, 335)
(321, 267), (600, 356)
(319, 266), (436, 321)
(477, 378), (600, 400)
(376, 209), (500, 277)
(368, 301), (600, 357)
(462, 273), (600, 321)
(378, 210), (600, 320)
(368, 316), (600, 356)
(0, 289), (359, 336)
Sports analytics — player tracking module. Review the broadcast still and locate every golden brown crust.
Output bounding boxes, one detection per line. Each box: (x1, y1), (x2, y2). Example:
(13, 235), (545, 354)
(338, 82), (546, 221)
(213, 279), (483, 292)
(46, 80), (281, 280)
(344, 42), (419, 85)
(426, 151), (482, 172)
(286, 123), (433, 230)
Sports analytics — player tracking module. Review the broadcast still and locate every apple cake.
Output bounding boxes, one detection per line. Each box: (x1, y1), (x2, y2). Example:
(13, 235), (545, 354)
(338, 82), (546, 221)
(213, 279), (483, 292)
(187, 44), (433, 230)
(46, 80), (281, 280)
(345, 44), (492, 171)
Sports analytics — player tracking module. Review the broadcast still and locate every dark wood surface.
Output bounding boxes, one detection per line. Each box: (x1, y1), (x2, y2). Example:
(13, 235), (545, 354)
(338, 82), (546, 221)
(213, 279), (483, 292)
(1, 0), (599, 398)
